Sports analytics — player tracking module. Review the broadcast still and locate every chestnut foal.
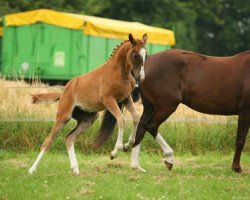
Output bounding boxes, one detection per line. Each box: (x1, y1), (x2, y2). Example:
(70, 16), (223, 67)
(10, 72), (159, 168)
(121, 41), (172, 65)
(29, 33), (147, 175)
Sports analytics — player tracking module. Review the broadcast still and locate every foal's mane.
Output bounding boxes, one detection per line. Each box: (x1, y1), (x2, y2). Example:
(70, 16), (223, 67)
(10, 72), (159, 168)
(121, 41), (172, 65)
(108, 40), (130, 61)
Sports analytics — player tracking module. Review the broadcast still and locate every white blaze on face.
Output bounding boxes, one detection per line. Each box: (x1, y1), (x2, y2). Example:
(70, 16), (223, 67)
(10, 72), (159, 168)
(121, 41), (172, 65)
(139, 48), (146, 81)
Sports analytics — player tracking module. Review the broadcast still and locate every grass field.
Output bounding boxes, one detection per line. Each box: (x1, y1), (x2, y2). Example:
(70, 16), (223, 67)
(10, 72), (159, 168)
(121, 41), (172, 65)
(1, 79), (247, 154)
(1, 151), (250, 200)
(1, 79), (250, 199)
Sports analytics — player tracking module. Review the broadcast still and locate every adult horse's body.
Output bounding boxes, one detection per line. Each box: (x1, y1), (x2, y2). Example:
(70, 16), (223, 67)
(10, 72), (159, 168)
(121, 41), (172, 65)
(131, 49), (250, 172)
(29, 33), (147, 175)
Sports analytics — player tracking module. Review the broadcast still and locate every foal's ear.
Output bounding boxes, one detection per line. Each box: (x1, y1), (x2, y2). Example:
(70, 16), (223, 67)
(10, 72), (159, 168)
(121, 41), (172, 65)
(142, 33), (147, 44)
(129, 33), (137, 46)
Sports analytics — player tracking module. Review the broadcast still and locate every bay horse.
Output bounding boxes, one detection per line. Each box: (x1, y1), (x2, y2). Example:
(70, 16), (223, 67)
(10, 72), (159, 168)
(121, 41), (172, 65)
(28, 33), (147, 175)
(130, 49), (250, 172)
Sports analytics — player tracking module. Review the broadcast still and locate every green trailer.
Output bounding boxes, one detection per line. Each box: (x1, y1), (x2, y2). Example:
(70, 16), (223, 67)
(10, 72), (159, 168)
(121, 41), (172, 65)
(0, 18), (2, 71)
(0, 9), (175, 81)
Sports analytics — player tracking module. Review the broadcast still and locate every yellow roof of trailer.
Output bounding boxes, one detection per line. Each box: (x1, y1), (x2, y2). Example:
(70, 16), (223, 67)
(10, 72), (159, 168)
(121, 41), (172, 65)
(5, 9), (83, 30)
(0, 17), (2, 36)
(4, 9), (175, 45)
(70, 14), (175, 45)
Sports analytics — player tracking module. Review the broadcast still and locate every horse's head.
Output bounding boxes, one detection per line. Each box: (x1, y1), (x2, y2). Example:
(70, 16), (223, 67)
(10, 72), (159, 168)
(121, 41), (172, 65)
(128, 33), (147, 82)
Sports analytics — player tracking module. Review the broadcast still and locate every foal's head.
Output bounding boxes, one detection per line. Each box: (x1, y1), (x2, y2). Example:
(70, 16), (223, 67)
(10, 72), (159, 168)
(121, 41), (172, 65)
(128, 33), (147, 82)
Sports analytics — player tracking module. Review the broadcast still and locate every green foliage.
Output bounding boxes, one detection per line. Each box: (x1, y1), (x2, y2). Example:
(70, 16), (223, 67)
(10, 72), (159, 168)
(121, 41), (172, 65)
(193, 0), (250, 55)
(1, 0), (249, 55)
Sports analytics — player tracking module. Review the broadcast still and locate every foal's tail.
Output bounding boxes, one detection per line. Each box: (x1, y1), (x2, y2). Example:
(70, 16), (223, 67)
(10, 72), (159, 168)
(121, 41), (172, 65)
(94, 88), (140, 148)
(32, 93), (61, 104)
(94, 102), (123, 148)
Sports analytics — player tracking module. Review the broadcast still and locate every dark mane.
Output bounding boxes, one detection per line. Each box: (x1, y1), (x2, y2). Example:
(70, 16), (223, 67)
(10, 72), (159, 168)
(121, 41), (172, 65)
(108, 40), (129, 61)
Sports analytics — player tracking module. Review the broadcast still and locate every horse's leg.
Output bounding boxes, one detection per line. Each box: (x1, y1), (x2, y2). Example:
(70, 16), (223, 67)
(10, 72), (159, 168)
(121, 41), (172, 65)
(146, 107), (177, 170)
(101, 97), (125, 159)
(131, 120), (147, 172)
(131, 105), (177, 172)
(29, 95), (74, 174)
(66, 112), (98, 175)
(123, 95), (140, 151)
(155, 133), (174, 170)
(130, 97), (155, 172)
(232, 112), (250, 172)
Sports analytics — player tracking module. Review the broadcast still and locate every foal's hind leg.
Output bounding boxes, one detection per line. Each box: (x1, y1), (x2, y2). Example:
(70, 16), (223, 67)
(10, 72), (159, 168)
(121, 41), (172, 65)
(232, 112), (250, 172)
(29, 95), (74, 174)
(66, 111), (98, 175)
(29, 119), (69, 174)
(123, 95), (140, 151)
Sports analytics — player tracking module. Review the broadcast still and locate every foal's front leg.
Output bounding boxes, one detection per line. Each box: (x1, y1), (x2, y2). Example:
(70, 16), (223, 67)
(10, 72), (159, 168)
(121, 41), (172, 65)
(101, 96), (125, 159)
(123, 95), (140, 151)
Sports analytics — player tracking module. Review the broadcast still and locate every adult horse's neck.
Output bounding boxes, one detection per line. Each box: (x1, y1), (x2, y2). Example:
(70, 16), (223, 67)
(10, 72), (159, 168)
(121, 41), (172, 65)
(109, 42), (132, 81)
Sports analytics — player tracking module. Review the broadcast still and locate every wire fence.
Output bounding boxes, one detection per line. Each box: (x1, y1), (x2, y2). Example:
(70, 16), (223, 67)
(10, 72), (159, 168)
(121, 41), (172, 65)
(0, 117), (238, 124)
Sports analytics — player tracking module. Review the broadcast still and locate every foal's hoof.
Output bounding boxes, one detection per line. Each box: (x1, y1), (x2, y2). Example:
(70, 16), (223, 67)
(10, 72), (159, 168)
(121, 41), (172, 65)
(131, 166), (147, 173)
(232, 165), (242, 173)
(71, 167), (80, 175)
(123, 144), (130, 152)
(72, 170), (80, 176)
(28, 167), (35, 175)
(164, 161), (173, 171)
(110, 154), (116, 160)
(28, 165), (37, 175)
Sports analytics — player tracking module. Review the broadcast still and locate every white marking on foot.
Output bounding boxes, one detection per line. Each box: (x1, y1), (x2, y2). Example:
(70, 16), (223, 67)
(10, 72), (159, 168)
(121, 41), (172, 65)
(124, 131), (135, 151)
(156, 133), (174, 164)
(123, 142), (130, 151)
(111, 126), (124, 158)
(67, 144), (79, 175)
(131, 144), (146, 172)
(28, 150), (45, 174)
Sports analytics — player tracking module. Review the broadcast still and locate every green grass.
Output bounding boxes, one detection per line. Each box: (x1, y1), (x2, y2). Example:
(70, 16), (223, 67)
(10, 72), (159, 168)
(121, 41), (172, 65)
(1, 151), (250, 200)
(1, 118), (250, 199)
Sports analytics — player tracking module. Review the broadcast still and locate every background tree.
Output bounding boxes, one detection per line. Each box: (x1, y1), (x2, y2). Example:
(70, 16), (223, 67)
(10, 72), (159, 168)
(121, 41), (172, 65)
(0, 0), (249, 55)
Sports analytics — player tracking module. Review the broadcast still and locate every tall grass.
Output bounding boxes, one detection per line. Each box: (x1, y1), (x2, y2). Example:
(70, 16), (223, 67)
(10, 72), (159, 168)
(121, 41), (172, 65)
(1, 78), (249, 155)
(0, 78), (62, 118)
(1, 115), (247, 155)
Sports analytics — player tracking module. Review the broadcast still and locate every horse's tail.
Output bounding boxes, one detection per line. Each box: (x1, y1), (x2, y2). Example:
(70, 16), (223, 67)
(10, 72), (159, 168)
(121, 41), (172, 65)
(32, 93), (61, 104)
(94, 87), (140, 148)
(94, 102), (123, 148)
